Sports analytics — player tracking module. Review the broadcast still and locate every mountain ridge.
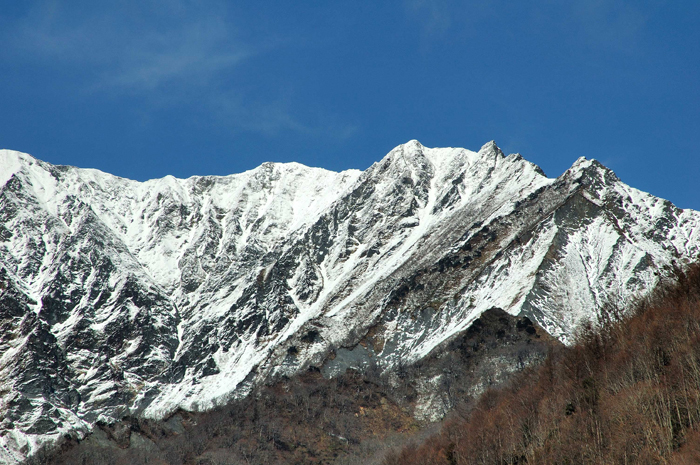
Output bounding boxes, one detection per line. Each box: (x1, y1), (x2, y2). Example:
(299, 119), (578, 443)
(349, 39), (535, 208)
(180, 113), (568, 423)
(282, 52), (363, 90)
(1, 141), (699, 463)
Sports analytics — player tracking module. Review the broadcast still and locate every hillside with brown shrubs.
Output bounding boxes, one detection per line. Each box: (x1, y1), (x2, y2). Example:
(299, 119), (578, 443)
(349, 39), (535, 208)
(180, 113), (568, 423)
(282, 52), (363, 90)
(384, 263), (700, 465)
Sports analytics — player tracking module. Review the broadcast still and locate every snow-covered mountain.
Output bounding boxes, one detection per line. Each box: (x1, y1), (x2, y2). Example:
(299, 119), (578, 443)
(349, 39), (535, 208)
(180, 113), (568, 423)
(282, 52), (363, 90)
(1, 141), (699, 462)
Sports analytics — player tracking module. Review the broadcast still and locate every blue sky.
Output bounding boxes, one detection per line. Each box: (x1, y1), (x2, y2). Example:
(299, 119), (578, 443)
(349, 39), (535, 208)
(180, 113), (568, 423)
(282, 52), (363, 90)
(1, 1), (698, 208)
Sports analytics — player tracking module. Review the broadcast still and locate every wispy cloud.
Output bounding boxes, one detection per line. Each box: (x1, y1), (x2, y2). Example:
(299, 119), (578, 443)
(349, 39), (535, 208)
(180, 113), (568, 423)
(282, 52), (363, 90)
(8, 2), (256, 91)
(568, 0), (649, 53)
(1, 1), (353, 139)
(209, 89), (359, 140)
(402, 0), (503, 42)
(404, 0), (454, 37)
(97, 21), (254, 92)
(402, 0), (650, 54)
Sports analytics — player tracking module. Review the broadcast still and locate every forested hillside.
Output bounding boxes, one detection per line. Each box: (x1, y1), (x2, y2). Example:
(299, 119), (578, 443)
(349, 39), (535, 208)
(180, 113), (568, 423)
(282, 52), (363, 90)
(384, 264), (700, 465)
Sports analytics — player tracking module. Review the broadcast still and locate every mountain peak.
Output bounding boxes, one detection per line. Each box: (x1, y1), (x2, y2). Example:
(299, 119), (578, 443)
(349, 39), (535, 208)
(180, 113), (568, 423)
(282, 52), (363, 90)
(389, 139), (426, 159)
(404, 139), (424, 149)
(2, 143), (700, 464)
(0, 150), (38, 187)
(478, 140), (505, 158)
(566, 156), (619, 186)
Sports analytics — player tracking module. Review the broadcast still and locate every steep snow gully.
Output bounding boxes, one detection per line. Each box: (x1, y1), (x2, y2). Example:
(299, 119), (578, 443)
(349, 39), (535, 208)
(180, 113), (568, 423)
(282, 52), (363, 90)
(1, 140), (699, 462)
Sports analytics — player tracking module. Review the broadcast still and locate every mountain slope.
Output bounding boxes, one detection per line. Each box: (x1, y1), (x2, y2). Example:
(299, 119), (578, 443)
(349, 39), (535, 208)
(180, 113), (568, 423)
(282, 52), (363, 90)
(1, 141), (699, 462)
(383, 263), (700, 465)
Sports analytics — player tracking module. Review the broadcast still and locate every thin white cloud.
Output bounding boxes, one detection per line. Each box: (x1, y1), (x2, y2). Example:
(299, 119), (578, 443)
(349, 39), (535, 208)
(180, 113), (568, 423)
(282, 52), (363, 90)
(404, 0), (454, 37)
(403, 0), (650, 54)
(210, 90), (359, 140)
(1, 1), (355, 139)
(7, 2), (256, 92)
(99, 21), (254, 91)
(402, 0), (501, 42)
(569, 0), (649, 53)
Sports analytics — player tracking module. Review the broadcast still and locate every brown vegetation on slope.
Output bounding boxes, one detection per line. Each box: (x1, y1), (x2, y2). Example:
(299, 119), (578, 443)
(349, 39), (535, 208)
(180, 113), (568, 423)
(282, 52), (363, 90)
(384, 263), (700, 465)
(40, 369), (419, 465)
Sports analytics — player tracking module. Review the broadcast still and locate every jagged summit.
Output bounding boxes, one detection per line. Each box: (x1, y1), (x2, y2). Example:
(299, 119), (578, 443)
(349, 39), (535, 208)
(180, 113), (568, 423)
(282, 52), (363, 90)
(402, 138), (424, 149)
(478, 140), (504, 156)
(1, 142), (700, 463)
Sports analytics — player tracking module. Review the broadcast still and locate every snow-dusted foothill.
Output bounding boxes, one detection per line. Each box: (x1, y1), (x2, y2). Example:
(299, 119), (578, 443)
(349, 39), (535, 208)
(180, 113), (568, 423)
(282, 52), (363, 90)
(1, 141), (699, 463)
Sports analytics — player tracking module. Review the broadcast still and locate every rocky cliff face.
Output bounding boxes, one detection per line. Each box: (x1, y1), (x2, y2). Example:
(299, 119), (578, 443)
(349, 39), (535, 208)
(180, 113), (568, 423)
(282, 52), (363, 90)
(1, 141), (699, 463)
